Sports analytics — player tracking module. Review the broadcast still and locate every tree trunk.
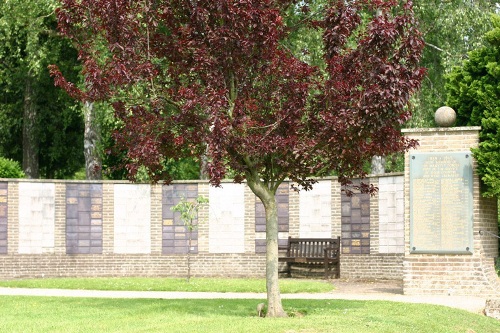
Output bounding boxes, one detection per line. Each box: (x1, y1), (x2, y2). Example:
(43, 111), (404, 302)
(187, 229), (192, 283)
(199, 154), (208, 180)
(22, 71), (39, 178)
(246, 176), (287, 318)
(263, 193), (287, 317)
(199, 145), (208, 180)
(83, 101), (102, 180)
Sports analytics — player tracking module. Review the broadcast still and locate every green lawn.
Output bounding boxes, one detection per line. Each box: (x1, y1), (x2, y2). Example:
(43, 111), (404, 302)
(0, 297), (498, 333)
(0, 278), (497, 332)
(0, 277), (333, 293)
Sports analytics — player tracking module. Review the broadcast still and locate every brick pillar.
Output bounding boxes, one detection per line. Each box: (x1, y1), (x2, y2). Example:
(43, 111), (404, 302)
(197, 182), (210, 253)
(244, 184), (256, 253)
(7, 182), (18, 254)
(102, 183), (114, 254)
(54, 182), (66, 254)
(369, 177), (380, 254)
(331, 178), (342, 238)
(150, 183), (163, 255)
(402, 126), (500, 297)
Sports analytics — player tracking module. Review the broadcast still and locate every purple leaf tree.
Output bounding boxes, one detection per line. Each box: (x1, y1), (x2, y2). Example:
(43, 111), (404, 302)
(50, 0), (425, 317)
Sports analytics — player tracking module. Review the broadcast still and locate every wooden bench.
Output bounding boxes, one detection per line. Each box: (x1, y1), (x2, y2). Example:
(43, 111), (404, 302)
(278, 237), (340, 279)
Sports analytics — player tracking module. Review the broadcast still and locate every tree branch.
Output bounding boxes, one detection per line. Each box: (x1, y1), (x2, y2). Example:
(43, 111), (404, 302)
(424, 41), (451, 55)
(157, 96), (182, 112)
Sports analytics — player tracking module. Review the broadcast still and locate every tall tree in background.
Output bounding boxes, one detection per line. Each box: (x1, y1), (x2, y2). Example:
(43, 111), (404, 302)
(446, 14), (500, 197)
(51, 0), (424, 316)
(410, 0), (497, 127)
(0, 0), (84, 178)
(83, 101), (102, 179)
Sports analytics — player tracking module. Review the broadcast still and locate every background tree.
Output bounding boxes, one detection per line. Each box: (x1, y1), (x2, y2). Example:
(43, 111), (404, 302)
(446, 14), (500, 197)
(51, 0), (424, 317)
(0, 0), (84, 178)
(409, 0), (497, 128)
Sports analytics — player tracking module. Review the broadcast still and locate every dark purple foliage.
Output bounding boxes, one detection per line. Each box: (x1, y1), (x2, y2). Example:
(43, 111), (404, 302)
(50, 0), (425, 192)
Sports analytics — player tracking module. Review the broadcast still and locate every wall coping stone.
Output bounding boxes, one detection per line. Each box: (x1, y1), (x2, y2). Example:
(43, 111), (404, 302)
(402, 126), (481, 134)
(0, 173), (404, 184)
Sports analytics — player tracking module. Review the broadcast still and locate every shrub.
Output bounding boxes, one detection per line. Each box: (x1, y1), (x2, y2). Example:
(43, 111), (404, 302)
(0, 157), (25, 178)
(446, 15), (500, 197)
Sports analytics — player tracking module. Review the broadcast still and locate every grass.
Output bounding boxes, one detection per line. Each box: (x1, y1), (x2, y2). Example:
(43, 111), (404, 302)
(0, 277), (334, 293)
(0, 278), (496, 332)
(0, 297), (498, 333)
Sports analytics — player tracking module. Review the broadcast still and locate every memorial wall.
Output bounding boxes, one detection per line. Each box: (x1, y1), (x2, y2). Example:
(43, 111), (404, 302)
(0, 125), (498, 295)
(0, 175), (405, 280)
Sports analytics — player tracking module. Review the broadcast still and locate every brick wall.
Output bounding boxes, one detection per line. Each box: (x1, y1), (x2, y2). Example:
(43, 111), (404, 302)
(341, 254), (403, 280)
(0, 176), (408, 280)
(402, 127), (500, 297)
(0, 254), (267, 279)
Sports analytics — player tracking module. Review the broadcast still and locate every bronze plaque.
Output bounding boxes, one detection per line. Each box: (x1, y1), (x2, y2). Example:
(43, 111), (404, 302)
(410, 152), (473, 254)
(91, 198), (102, 205)
(91, 212), (102, 219)
(79, 191), (90, 197)
(67, 197), (78, 204)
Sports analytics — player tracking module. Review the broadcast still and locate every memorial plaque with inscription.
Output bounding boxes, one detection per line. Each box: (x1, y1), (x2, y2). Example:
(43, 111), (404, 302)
(66, 183), (103, 254)
(162, 184), (200, 254)
(410, 152), (473, 254)
(341, 184), (370, 255)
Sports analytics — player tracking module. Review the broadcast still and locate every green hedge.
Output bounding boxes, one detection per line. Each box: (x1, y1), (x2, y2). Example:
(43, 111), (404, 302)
(0, 157), (24, 178)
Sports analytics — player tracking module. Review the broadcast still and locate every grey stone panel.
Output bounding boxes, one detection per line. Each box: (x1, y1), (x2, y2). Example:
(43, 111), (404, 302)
(341, 186), (370, 255)
(66, 205), (79, 219)
(163, 247), (175, 254)
(66, 183), (103, 254)
(163, 239), (175, 247)
(255, 238), (288, 253)
(255, 182), (289, 233)
(255, 239), (266, 253)
(77, 197), (91, 211)
(162, 184), (199, 255)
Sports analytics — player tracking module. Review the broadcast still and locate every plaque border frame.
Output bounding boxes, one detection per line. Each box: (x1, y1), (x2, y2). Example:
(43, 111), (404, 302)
(409, 151), (474, 255)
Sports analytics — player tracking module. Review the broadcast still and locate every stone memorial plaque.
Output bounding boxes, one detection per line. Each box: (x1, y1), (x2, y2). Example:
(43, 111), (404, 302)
(66, 183), (103, 254)
(162, 184), (200, 254)
(410, 152), (473, 254)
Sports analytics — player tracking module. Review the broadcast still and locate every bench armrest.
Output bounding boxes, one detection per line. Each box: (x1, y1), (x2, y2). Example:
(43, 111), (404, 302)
(324, 247), (339, 258)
